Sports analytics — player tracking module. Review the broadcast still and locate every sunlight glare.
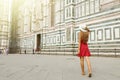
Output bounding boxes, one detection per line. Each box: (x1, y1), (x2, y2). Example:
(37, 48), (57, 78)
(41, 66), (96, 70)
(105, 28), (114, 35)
(42, 0), (49, 4)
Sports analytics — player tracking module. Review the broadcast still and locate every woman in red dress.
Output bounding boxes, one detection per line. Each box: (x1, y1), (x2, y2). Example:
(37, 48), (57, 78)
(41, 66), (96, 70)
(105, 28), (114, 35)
(77, 26), (92, 77)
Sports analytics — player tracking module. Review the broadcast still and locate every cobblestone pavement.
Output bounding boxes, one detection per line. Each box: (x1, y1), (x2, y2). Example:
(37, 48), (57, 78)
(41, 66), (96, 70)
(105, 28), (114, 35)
(0, 54), (120, 80)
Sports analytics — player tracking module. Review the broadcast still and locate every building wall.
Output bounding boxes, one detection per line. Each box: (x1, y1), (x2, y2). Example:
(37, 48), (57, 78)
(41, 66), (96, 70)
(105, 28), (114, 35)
(17, 0), (120, 55)
(0, 0), (11, 52)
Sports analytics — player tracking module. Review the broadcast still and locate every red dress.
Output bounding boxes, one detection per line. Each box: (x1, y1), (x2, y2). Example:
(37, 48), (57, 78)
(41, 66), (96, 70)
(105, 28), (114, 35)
(77, 41), (91, 57)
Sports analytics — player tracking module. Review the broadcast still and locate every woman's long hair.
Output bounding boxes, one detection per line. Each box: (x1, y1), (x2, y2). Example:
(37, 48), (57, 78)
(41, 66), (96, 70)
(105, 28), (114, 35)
(85, 27), (90, 32)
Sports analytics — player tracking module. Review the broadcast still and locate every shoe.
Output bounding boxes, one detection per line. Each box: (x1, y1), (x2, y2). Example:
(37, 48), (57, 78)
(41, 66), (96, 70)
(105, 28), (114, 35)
(88, 73), (92, 77)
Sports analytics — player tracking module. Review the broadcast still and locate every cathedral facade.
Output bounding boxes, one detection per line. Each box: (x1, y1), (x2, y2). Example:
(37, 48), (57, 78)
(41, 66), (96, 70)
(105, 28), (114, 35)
(16, 0), (120, 56)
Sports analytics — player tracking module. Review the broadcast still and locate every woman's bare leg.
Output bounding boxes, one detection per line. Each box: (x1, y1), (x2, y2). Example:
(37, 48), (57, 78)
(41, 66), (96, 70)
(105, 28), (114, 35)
(85, 57), (92, 77)
(80, 57), (85, 75)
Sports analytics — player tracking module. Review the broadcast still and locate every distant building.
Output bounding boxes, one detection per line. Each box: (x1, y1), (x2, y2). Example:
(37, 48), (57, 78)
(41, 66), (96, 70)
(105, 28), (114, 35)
(0, 0), (11, 52)
(16, 0), (120, 55)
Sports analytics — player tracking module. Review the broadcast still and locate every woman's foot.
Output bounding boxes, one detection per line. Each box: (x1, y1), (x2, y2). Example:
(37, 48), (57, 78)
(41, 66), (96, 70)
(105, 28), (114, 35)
(82, 73), (85, 75)
(88, 73), (92, 77)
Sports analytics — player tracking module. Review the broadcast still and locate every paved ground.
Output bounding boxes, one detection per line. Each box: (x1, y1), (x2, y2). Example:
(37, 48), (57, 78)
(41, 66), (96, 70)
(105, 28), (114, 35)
(0, 54), (120, 80)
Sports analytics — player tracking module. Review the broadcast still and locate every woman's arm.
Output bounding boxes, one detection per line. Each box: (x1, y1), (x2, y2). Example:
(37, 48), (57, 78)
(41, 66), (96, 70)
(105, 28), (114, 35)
(78, 31), (81, 52)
